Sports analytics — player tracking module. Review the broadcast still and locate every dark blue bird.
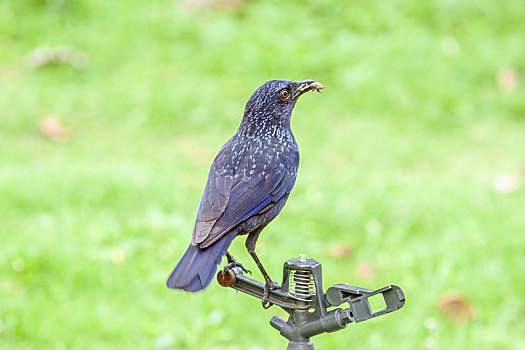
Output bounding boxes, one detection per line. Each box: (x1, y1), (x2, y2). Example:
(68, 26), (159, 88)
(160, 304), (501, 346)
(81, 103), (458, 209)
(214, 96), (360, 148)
(166, 79), (324, 304)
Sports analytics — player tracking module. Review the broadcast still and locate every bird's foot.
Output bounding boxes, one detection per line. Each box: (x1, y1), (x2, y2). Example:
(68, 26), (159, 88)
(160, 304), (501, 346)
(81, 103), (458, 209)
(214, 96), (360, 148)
(261, 281), (280, 309)
(221, 257), (252, 278)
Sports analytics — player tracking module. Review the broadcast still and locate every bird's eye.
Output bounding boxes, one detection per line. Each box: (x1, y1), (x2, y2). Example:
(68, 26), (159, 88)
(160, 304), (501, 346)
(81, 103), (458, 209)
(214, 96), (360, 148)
(280, 89), (290, 99)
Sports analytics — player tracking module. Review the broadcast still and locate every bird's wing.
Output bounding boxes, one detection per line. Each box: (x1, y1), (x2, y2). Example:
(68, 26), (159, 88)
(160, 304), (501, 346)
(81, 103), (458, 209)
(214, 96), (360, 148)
(192, 163), (296, 248)
(191, 173), (233, 246)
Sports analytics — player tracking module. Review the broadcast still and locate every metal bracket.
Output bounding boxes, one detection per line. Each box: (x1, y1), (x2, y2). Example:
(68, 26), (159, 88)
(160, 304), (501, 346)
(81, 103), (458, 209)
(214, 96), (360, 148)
(325, 284), (405, 323)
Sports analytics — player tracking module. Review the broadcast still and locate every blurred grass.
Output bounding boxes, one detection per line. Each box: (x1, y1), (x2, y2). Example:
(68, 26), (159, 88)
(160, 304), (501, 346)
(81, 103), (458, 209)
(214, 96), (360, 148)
(1, 0), (525, 349)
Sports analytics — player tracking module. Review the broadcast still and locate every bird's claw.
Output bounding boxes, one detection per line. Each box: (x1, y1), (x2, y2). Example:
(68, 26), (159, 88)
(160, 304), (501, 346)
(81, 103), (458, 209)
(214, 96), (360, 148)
(221, 259), (251, 277)
(237, 263), (252, 275)
(261, 281), (280, 309)
(262, 300), (272, 309)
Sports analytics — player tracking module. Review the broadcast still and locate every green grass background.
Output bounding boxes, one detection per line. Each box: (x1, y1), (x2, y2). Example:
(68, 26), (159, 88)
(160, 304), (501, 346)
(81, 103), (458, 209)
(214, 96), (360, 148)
(1, 0), (524, 348)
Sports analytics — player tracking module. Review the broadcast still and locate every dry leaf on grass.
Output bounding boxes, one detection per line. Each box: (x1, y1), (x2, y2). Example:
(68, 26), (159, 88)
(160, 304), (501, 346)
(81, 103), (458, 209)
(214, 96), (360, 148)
(38, 115), (72, 143)
(26, 45), (90, 69)
(497, 67), (520, 93)
(438, 292), (475, 324)
(356, 261), (376, 279)
(327, 243), (354, 259)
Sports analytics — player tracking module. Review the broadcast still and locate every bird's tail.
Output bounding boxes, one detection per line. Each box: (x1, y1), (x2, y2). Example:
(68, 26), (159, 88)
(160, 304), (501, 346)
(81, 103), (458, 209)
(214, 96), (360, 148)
(166, 231), (236, 292)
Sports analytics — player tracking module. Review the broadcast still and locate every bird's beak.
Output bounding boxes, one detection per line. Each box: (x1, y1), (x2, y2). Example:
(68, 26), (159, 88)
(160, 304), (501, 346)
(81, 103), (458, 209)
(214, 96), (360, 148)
(293, 80), (325, 98)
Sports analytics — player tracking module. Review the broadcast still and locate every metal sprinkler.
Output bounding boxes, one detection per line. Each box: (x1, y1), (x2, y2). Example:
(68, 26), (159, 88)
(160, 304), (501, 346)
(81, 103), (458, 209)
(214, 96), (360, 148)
(217, 254), (405, 350)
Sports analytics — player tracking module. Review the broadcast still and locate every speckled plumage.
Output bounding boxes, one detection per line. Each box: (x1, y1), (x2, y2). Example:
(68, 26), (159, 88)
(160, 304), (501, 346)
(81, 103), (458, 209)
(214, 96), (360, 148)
(167, 80), (323, 292)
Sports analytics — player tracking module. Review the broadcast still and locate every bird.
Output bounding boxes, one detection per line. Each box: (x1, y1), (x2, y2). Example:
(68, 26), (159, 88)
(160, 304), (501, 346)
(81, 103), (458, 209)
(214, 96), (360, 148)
(166, 79), (324, 306)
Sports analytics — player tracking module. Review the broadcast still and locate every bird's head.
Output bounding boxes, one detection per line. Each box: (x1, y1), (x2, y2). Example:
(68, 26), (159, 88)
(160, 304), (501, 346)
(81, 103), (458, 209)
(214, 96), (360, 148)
(241, 79), (324, 128)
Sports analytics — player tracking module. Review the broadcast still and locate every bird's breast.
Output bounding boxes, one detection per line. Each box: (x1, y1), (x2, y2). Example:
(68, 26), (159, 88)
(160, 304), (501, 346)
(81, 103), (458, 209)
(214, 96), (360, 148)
(213, 131), (298, 179)
(247, 136), (297, 174)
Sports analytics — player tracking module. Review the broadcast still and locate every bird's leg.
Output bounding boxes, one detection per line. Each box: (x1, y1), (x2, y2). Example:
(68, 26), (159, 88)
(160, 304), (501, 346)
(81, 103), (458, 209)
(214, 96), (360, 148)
(246, 229), (280, 309)
(221, 251), (251, 277)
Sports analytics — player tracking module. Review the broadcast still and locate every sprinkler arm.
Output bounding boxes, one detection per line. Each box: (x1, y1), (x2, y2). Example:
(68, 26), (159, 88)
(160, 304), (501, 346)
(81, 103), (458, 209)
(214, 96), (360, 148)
(218, 266), (405, 321)
(218, 267), (310, 310)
